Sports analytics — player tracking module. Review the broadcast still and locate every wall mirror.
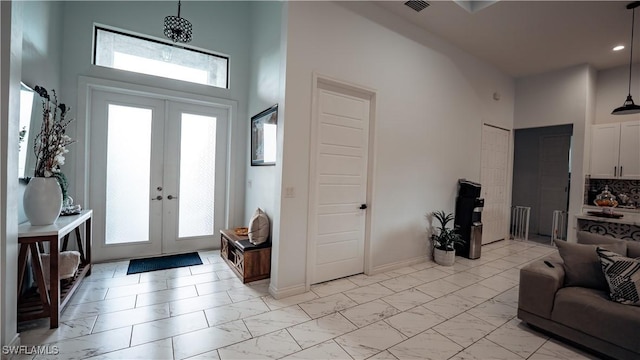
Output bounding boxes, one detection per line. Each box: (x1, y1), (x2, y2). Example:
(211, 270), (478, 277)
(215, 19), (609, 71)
(18, 82), (37, 179)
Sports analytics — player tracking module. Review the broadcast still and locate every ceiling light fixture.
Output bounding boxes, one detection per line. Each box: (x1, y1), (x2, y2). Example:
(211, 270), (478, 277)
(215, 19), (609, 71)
(613, 1), (640, 115)
(164, 0), (192, 43)
(613, 45), (625, 51)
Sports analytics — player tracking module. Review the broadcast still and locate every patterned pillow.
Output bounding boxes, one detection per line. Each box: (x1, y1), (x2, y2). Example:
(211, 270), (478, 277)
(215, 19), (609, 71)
(596, 247), (640, 306)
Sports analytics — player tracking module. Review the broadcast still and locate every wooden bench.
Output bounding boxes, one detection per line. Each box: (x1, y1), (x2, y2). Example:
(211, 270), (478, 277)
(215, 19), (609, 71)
(220, 229), (271, 283)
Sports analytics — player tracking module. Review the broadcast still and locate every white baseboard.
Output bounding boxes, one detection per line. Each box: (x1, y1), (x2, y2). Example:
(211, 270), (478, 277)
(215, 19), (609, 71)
(368, 255), (430, 275)
(268, 283), (307, 300)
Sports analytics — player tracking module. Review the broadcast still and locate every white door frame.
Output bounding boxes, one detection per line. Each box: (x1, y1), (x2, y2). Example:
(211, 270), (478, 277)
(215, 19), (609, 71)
(76, 76), (238, 261)
(306, 73), (377, 290)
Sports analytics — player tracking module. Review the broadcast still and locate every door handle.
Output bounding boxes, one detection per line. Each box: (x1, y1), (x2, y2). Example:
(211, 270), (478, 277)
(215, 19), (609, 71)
(151, 195), (163, 200)
(620, 166), (623, 177)
(167, 195), (178, 200)
(614, 166), (617, 177)
(359, 204), (367, 210)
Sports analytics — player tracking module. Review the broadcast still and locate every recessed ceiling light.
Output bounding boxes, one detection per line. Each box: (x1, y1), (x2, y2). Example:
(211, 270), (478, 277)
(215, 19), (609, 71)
(614, 45), (625, 51)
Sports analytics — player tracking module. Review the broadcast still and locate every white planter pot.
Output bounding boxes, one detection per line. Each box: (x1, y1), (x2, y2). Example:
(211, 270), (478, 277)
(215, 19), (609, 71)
(433, 248), (456, 266)
(23, 177), (62, 225)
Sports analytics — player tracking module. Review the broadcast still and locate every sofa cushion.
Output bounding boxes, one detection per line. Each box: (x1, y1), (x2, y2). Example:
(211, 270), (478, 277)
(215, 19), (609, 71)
(577, 231), (625, 246)
(629, 242), (640, 258)
(597, 248), (640, 306)
(555, 240), (627, 291)
(552, 287), (640, 353)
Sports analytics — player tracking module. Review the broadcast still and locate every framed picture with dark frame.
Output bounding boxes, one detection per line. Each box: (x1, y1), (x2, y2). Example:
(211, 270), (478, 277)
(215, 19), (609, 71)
(251, 104), (278, 166)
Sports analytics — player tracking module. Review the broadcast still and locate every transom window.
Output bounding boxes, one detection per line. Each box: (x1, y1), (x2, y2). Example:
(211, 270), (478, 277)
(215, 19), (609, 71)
(93, 26), (229, 89)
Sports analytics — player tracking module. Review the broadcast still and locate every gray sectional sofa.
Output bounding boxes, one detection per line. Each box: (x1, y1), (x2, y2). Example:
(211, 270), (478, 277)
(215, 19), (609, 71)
(518, 232), (640, 360)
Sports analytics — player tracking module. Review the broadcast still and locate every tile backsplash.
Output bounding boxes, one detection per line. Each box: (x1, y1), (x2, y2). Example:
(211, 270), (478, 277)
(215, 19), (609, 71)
(584, 177), (640, 207)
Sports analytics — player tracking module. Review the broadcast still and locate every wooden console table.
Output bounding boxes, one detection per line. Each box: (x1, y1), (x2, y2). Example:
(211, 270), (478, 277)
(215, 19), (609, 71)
(17, 210), (92, 328)
(220, 229), (271, 283)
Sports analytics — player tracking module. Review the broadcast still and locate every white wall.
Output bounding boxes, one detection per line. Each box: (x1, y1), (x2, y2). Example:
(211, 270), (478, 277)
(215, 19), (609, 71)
(514, 64), (594, 242)
(58, 1), (252, 228)
(244, 1), (284, 225)
(18, 1), (64, 224)
(270, 1), (515, 295)
(595, 63), (640, 124)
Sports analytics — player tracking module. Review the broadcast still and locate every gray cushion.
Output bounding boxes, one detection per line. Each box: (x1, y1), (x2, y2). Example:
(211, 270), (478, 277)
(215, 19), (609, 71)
(248, 208), (270, 245)
(554, 240), (627, 291)
(576, 231), (625, 246)
(552, 286), (640, 353)
(597, 247), (640, 306)
(629, 242), (640, 258)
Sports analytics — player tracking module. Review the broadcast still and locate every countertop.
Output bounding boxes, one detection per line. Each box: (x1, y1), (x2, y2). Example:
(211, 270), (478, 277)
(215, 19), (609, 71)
(578, 206), (640, 226)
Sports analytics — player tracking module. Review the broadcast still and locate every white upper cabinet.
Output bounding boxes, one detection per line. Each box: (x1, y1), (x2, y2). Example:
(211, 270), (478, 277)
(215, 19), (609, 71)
(590, 121), (640, 179)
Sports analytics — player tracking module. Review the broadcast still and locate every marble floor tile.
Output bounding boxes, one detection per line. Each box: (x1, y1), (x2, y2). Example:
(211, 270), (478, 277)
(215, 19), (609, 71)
(172, 320), (251, 360)
(388, 329), (462, 360)
(422, 293), (476, 319)
(485, 319), (549, 358)
(404, 268), (450, 284)
(310, 278), (358, 297)
(367, 350), (399, 360)
(484, 259), (519, 271)
(339, 299), (400, 328)
(169, 291), (233, 316)
(19, 316), (97, 345)
(32, 327), (131, 360)
(184, 350), (220, 360)
(432, 312), (497, 347)
(347, 272), (392, 287)
(528, 339), (600, 360)
(167, 272), (221, 289)
(66, 288), (108, 305)
(84, 338), (174, 360)
(195, 278), (245, 296)
(138, 267), (193, 283)
(410, 260), (438, 271)
(204, 298), (270, 327)
(131, 311), (208, 346)
(379, 274), (424, 292)
(242, 305), (311, 337)
(335, 321), (407, 360)
(442, 272), (486, 287)
(449, 338), (524, 360)
(478, 275), (520, 293)
(384, 305), (446, 337)
(261, 291), (318, 310)
(414, 279), (462, 299)
(433, 261), (471, 274)
(189, 262), (232, 275)
(495, 267), (521, 281)
(227, 282), (270, 302)
(493, 286), (520, 308)
(452, 284), (502, 305)
(298, 293), (358, 319)
(104, 280), (169, 299)
(344, 283), (394, 304)
(462, 264), (507, 279)
(280, 340), (353, 360)
(135, 285), (199, 307)
(80, 274), (140, 289)
(381, 288), (434, 311)
(92, 303), (170, 333)
(466, 299), (517, 327)
(216, 269), (240, 280)
(287, 312), (357, 349)
(383, 266), (418, 278)
(217, 329), (301, 359)
(60, 295), (137, 322)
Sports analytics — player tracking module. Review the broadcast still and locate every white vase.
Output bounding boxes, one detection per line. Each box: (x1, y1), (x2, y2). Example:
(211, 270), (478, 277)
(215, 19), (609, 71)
(433, 248), (456, 266)
(23, 177), (62, 225)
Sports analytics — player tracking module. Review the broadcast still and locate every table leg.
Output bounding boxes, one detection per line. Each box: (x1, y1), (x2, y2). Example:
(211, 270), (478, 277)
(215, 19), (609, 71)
(50, 236), (60, 328)
(86, 217), (92, 276)
(29, 243), (50, 314)
(17, 244), (29, 301)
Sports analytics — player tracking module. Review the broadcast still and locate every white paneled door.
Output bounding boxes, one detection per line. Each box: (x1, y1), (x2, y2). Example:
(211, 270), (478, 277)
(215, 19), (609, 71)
(89, 90), (228, 262)
(480, 124), (510, 244)
(309, 82), (371, 285)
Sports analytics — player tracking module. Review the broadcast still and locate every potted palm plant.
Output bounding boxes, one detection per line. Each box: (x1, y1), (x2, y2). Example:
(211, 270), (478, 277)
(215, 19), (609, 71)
(429, 210), (464, 266)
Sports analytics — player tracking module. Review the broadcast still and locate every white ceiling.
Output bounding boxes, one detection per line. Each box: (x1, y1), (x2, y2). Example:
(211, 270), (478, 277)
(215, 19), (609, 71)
(374, 1), (637, 78)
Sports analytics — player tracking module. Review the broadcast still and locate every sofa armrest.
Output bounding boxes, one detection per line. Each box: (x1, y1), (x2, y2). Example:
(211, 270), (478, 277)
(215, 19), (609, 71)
(518, 258), (565, 319)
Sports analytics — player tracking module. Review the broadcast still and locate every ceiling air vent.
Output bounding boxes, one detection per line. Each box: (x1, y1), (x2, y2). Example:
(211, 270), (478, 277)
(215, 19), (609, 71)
(404, 1), (430, 12)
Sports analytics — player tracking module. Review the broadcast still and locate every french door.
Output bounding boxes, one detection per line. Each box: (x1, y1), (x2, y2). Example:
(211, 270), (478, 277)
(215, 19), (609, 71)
(89, 89), (228, 262)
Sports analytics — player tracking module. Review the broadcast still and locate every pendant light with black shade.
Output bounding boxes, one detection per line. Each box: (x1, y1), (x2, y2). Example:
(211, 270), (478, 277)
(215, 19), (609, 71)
(164, 0), (193, 43)
(613, 1), (640, 115)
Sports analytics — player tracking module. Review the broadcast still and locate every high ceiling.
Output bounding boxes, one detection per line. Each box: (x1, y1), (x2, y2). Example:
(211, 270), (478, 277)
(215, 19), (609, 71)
(374, 1), (636, 78)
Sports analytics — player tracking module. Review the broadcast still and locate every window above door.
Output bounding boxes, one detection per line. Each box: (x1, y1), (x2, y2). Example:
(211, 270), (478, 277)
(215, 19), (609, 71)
(93, 26), (229, 89)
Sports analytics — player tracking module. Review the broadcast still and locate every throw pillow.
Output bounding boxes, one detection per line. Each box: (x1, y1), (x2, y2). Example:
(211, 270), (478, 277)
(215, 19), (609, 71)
(554, 240), (627, 290)
(248, 208), (270, 245)
(596, 247), (640, 306)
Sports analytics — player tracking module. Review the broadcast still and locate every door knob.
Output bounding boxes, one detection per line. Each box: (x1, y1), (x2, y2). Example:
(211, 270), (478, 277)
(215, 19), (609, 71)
(359, 204), (367, 210)
(151, 195), (163, 200)
(167, 195), (178, 200)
